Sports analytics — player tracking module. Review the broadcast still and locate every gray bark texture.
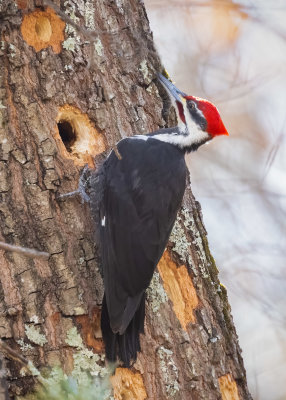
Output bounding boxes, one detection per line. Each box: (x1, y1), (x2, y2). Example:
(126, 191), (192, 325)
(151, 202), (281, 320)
(0, 0), (252, 399)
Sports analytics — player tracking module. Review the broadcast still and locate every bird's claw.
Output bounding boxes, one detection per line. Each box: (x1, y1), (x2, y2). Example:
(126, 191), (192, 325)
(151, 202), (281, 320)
(57, 188), (90, 203)
(58, 164), (91, 204)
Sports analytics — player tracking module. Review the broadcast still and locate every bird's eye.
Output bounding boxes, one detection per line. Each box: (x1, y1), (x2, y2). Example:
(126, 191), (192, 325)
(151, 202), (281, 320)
(189, 101), (195, 109)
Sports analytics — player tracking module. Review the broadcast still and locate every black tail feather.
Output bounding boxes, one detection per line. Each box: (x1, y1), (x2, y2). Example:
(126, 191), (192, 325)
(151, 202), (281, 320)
(101, 293), (145, 367)
(101, 294), (117, 363)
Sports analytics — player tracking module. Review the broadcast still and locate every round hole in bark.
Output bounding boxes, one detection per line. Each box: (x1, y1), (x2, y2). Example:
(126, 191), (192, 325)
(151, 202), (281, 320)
(35, 16), (52, 42)
(57, 121), (76, 153)
(56, 105), (106, 166)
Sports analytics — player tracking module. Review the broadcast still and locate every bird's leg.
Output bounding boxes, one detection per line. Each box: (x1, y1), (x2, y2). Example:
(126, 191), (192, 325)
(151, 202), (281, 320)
(58, 165), (91, 204)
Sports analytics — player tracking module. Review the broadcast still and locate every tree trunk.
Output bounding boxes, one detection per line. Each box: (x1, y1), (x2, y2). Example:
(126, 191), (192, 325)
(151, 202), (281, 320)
(0, 0), (251, 399)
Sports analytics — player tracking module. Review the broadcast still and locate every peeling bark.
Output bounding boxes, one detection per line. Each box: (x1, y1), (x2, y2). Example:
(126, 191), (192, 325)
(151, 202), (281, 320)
(0, 0), (251, 399)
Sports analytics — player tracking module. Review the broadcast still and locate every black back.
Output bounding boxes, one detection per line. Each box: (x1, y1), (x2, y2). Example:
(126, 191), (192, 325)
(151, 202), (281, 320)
(94, 136), (187, 364)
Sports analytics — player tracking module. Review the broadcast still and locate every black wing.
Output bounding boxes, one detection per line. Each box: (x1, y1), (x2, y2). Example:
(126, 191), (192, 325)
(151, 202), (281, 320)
(100, 137), (187, 333)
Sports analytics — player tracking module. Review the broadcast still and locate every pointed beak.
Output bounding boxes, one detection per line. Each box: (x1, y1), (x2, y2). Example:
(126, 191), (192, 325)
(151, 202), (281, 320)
(157, 73), (186, 103)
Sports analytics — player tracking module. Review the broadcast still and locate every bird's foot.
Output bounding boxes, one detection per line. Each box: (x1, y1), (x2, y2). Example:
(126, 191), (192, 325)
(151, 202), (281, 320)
(58, 165), (91, 204)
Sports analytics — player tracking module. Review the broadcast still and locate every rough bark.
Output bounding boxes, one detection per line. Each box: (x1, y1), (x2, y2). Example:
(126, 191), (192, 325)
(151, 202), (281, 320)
(0, 353), (9, 400)
(0, 0), (251, 399)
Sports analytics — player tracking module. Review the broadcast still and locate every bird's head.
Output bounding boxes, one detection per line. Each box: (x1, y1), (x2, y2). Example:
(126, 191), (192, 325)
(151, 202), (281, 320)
(158, 73), (228, 151)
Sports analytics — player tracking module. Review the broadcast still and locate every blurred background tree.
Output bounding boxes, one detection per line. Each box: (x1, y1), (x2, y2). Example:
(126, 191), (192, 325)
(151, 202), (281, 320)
(144, 1), (286, 399)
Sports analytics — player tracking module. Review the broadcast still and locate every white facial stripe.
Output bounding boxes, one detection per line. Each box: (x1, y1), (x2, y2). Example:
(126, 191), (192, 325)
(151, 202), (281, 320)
(152, 100), (209, 149)
(193, 102), (204, 119)
(152, 129), (209, 148)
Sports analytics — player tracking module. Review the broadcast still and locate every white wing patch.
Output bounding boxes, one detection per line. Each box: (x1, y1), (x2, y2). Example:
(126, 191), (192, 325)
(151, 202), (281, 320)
(101, 216), (106, 227)
(131, 135), (149, 141)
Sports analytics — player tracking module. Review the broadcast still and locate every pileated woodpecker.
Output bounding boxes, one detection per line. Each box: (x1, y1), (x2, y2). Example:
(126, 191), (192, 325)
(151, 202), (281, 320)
(60, 74), (228, 366)
(92, 74), (228, 366)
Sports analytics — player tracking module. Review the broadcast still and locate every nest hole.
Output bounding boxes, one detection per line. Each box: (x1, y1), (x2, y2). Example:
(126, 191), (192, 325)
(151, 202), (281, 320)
(35, 16), (52, 42)
(57, 120), (76, 153)
(56, 105), (106, 166)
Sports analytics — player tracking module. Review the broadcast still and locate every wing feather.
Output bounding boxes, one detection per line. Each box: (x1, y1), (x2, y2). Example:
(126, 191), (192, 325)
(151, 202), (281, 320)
(100, 138), (187, 332)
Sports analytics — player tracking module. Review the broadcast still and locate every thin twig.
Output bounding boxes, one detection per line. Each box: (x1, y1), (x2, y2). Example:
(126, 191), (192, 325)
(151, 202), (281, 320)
(0, 340), (43, 386)
(0, 242), (49, 260)
(113, 145), (122, 160)
(0, 340), (28, 367)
